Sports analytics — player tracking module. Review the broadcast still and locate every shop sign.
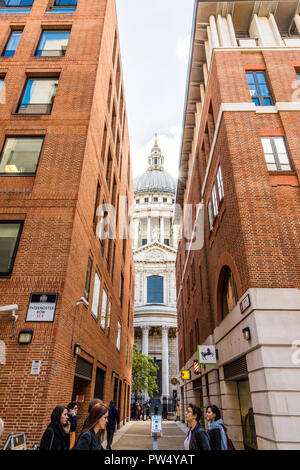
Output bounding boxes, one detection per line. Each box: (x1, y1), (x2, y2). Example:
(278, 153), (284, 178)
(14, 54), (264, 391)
(181, 370), (191, 380)
(26, 293), (58, 322)
(198, 345), (217, 365)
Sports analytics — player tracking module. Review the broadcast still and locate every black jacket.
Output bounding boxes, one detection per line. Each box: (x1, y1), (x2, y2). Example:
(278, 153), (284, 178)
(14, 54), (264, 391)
(189, 423), (211, 450)
(107, 405), (120, 430)
(40, 424), (70, 451)
(74, 429), (103, 451)
(208, 428), (222, 450)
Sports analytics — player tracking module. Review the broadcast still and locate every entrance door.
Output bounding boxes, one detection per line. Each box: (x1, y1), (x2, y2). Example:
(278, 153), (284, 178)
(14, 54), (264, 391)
(237, 379), (257, 450)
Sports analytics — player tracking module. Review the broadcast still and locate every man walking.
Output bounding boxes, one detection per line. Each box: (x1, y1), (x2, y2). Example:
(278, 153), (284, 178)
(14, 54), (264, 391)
(106, 401), (120, 450)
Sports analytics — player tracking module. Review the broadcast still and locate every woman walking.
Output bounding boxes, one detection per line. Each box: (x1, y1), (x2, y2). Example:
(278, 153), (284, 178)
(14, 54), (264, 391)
(206, 405), (228, 450)
(67, 402), (78, 450)
(74, 403), (109, 450)
(40, 406), (70, 450)
(184, 403), (210, 450)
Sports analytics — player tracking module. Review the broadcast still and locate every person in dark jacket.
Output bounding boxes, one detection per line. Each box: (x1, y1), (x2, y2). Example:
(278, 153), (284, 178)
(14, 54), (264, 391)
(106, 401), (120, 450)
(184, 403), (210, 451)
(206, 405), (228, 450)
(74, 403), (109, 451)
(67, 402), (78, 450)
(40, 406), (71, 451)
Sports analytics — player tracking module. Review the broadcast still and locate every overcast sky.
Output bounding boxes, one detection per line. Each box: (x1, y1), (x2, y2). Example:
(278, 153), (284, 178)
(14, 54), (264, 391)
(116, 0), (194, 178)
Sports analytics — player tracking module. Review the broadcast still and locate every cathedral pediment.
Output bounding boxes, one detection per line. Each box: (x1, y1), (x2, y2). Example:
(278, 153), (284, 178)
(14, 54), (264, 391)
(133, 241), (177, 263)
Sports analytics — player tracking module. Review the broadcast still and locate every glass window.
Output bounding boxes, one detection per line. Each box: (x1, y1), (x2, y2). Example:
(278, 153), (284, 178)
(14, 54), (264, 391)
(216, 165), (224, 202)
(107, 301), (111, 336)
(0, 137), (43, 175)
(163, 198), (167, 203)
(3, 1), (33, 5)
(142, 238), (147, 246)
(116, 321), (121, 351)
(237, 380), (258, 450)
(36, 30), (70, 57)
(261, 137), (292, 171)
(2, 31), (22, 57)
(0, 78), (4, 90)
(84, 256), (93, 301)
(120, 272), (124, 306)
(50, 0), (77, 12)
(0, 221), (23, 276)
(212, 185), (218, 217)
(297, 72), (300, 80)
(164, 238), (169, 246)
(207, 200), (213, 232)
(144, 198), (148, 203)
(18, 78), (58, 114)
(147, 275), (163, 303)
(100, 288), (107, 331)
(221, 268), (238, 319)
(91, 272), (101, 319)
(246, 72), (273, 106)
(153, 197), (158, 202)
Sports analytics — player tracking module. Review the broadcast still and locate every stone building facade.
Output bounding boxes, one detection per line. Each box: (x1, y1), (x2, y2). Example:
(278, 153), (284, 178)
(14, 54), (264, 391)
(133, 138), (180, 405)
(0, 0), (134, 446)
(176, 0), (300, 450)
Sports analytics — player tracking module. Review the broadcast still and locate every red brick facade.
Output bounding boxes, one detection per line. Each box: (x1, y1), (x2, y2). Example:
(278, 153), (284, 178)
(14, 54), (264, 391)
(0, 0), (134, 446)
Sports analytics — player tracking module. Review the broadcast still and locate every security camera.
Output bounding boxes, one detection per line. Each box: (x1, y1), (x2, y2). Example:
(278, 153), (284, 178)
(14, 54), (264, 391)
(0, 304), (18, 313)
(79, 297), (88, 308)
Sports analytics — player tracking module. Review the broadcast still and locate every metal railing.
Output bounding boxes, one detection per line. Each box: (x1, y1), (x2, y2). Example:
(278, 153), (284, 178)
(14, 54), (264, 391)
(35, 49), (66, 57)
(17, 103), (53, 114)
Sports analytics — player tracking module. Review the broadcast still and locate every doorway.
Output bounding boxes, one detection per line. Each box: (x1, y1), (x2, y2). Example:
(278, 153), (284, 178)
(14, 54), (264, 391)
(237, 379), (257, 450)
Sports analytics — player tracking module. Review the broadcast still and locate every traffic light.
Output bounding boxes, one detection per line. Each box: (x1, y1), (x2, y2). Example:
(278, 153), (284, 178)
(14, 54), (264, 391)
(193, 360), (200, 375)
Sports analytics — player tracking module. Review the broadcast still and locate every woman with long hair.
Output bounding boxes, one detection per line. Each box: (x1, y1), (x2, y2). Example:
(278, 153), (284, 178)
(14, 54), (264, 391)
(40, 406), (70, 450)
(74, 403), (109, 450)
(206, 405), (228, 450)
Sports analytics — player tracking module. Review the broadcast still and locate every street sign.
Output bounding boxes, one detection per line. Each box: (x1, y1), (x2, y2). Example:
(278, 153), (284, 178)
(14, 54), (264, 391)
(181, 370), (191, 380)
(198, 345), (217, 365)
(26, 293), (58, 323)
(30, 360), (42, 375)
(151, 415), (162, 434)
(240, 294), (251, 314)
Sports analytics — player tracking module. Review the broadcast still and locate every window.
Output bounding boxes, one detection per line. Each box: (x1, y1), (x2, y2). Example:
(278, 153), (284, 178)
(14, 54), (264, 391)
(107, 301), (111, 336)
(35, 30), (70, 57)
(116, 321), (121, 351)
(144, 198), (148, 203)
(216, 165), (224, 202)
(50, 0), (77, 13)
(207, 200), (213, 232)
(164, 239), (169, 246)
(91, 272), (101, 319)
(100, 288), (107, 331)
(246, 72), (273, 106)
(221, 267), (238, 319)
(93, 181), (101, 233)
(136, 199), (139, 204)
(142, 238), (147, 246)
(2, 30), (22, 57)
(261, 137), (292, 171)
(163, 198), (167, 203)
(297, 71), (300, 80)
(0, 221), (23, 276)
(153, 197), (158, 202)
(0, 137), (44, 175)
(84, 256), (92, 301)
(17, 78), (58, 114)
(94, 368), (105, 400)
(147, 275), (163, 303)
(1, 0), (33, 5)
(120, 272), (124, 306)
(211, 185), (218, 217)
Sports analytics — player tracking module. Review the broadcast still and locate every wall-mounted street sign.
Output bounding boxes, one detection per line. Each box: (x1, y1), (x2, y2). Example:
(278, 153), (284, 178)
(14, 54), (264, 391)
(26, 293), (58, 323)
(30, 360), (42, 375)
(240, 294), (251, 314)
(198, 345), (217, 365)
(181, 370), (191, 380)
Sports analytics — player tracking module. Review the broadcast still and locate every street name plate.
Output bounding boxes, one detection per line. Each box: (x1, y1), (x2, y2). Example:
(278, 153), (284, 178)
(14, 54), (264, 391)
(26, 293), (58, 322)
(31, 360), (42, 375)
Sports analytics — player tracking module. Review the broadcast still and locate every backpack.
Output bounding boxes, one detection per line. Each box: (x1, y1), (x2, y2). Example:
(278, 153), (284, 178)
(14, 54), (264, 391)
(221, 424), (235, 450)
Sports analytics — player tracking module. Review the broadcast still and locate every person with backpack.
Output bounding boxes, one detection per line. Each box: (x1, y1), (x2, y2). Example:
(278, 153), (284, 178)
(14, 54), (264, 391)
(106, 401), (120, 450)
(74, 403), (109, 450)
(206, 405), (235, 450)
(40, 406), (70, 450)
(184, 403), (211, 450)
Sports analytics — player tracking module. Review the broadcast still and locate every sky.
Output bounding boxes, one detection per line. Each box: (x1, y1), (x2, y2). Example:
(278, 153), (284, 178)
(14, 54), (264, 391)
(115, 0), (194, 178)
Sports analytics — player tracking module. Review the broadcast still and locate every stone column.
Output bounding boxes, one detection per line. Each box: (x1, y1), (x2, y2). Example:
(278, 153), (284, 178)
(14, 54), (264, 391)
(227, 14), (238, 47)
(162, 326), (169, 398)
(160, 217), (164, 244)
(209, 15), (220, 48)
(295, 14), (300, 35)
(134, 218), (139, 248)
(147, 216), (151, 243)
(142, 326), (149, 356)
(173, 224), (178, 249)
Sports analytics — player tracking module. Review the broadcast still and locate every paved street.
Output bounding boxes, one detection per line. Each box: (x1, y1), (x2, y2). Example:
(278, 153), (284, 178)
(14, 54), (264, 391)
(106, 420), (188, 451)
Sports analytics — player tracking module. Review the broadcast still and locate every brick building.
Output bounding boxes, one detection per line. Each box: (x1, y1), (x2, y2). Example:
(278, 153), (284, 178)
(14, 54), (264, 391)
(176, 0), (300, 450)
(0, 0), (134, 446)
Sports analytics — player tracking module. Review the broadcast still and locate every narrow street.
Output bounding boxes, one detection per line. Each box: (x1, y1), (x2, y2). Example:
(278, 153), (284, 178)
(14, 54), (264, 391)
(107, 420), (188, 451)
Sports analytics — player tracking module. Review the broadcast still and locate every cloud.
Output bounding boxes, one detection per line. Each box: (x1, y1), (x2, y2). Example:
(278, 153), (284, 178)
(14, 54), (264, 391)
(176, 36), (190, 62)
(131, 126), (182, 179)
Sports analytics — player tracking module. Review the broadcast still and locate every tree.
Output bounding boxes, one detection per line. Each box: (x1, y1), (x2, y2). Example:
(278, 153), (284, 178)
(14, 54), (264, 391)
(131, 344), (159, 398)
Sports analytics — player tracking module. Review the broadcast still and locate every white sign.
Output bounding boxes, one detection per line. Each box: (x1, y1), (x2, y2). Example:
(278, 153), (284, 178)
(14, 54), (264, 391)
(26, 293), (58, 322)
(198, 345), (217, 365)
(240, 294), (251, 314)
(31, 360), (42, 375)
(151, 415), (162, 434)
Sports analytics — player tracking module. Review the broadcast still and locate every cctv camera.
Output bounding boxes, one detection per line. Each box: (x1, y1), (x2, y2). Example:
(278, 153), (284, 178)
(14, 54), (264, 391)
(0, 304), (18, 313)
(79, 297), (89, 308)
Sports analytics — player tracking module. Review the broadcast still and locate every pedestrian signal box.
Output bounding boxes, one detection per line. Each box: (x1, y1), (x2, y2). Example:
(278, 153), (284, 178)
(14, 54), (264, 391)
(181, 370), (191, 380)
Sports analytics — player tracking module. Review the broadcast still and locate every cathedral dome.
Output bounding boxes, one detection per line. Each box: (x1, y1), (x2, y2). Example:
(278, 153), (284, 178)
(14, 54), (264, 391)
(134, 135), (176, 195)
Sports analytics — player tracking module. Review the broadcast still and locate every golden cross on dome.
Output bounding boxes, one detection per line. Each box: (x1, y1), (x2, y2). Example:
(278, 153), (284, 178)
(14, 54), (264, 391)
(155, 133), (158, 146)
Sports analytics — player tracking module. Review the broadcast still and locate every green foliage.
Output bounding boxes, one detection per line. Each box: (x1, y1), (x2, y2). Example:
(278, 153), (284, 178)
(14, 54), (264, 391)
(131, 344), (159, 397)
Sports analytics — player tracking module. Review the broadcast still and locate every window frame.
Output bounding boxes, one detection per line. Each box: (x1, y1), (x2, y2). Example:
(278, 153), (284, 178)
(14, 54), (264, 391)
(261, 136), (293, 172)
(216, 164), (224, 202)
(211, 184), (218, 218)
(246, 71), (273, 106)
(116, 321), (121, 352)
(207, 200), (213, 232)
(0, 220), (23, 277)
(16, 77), (59, 115)
(2, 29), (23, 57)
(147, 275), (164, 304)
(91, 271), (101, 320)
(84, 256), (93, 301)
(35, 29), (70, 57)
(0, 135), (44, 176)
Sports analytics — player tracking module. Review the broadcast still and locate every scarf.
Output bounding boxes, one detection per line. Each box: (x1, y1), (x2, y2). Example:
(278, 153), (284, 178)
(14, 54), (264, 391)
(208, 419), (228, 450)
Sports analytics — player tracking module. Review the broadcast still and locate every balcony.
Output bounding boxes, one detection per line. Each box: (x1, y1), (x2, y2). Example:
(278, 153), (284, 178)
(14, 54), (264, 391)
(17, 103), (53, 114)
